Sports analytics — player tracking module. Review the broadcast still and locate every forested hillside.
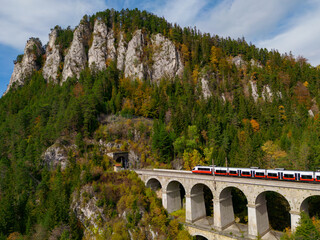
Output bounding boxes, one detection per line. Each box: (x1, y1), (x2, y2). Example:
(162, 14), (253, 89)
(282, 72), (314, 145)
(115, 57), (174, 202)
(1, 8), (320, 239)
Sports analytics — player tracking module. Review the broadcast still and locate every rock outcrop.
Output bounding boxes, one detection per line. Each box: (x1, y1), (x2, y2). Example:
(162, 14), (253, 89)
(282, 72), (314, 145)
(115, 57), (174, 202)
(43, 29), (62, 83)
(232, 55), (246, 68)
(61, 20), (91, 83)
(150, 33), (184, 82)
(72, 185), (105, 238)
(124, 30), (145, 80)
(7, 18), (186, 92)
(5, 38), (43, 94)
(116, 33), (127, 71)
(42, 142), (68, 170)
(88, 19), (108, 71)
(106, 30), (116, 61)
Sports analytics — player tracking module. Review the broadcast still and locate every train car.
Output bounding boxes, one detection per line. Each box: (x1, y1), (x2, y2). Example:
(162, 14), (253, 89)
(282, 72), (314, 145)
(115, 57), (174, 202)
(228, 167), (240, 177)
(282, 170), (297, 181)
(254, 169), (266, 178)
(214, 167), (228, 176)
(192, 165), (213, 175)
(266, 169), (282, 180)
(240, 168), (254, 177)
(298, 171), (314, 182)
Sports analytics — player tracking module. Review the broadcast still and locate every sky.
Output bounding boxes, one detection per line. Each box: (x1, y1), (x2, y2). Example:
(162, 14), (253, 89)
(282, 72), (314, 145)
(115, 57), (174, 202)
(1, 0), (320, 96)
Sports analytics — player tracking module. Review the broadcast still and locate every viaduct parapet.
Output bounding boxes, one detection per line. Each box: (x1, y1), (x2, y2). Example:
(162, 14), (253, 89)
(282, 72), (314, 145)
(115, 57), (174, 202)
(135, 169), (320, 239)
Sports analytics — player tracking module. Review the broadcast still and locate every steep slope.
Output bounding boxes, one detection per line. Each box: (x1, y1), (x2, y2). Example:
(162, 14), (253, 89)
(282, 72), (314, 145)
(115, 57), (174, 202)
(1, 8), (320, 239)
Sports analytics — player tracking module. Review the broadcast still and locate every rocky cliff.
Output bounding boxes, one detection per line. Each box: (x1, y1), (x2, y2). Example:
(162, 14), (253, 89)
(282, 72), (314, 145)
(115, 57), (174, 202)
(5, 38), (43, 94)
(151, 33), (184, 81)
(6, 18), (185, 93)
(88, 19), (108, 72)
(61, 20), (91, 84)
(42, 29), (62, 83)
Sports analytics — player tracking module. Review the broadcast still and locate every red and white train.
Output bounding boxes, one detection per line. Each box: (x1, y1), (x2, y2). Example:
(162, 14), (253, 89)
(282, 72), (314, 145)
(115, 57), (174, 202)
(191, 165), (320, 183)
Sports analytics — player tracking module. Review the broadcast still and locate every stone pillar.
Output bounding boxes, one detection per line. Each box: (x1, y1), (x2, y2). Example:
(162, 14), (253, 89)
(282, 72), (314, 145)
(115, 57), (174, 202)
(162, 190), (168, 209)
(186, 193), (192, 223)
(247, 201), (269, 239)
(185, 191), (207, 222)
(214, 190), (234, 231)
(290, 211), (300, 232)
(166, 188), (182, 213)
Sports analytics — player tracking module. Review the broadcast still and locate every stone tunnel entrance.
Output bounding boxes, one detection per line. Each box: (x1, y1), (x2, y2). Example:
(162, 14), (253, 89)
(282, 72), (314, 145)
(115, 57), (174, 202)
(166, 181), (185, 213)
(108, 151), (129, 169)
(216, 187), (248, 233)
(189, 184), (213, 226)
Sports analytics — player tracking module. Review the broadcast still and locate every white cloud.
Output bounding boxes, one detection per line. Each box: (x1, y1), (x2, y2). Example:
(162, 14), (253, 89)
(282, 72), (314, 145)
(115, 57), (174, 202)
(149, 0), (320, 66)
(0, 0), (107, 50)
(150, 0), (207, 27)
(196, 0), (301, 40)
(257, 1), (320, 66)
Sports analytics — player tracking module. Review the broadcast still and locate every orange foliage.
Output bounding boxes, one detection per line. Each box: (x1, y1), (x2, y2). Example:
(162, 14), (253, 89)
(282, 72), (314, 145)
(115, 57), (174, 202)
(73, 82), (84, 98)
(294, 81), (311, 108)
(250, 119), (260, 132)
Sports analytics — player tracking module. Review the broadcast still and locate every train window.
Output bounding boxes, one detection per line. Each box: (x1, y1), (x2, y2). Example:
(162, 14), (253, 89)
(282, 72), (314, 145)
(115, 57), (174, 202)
(230, 170), (237, 174)
(284, 174), (294, 178)
(317, 176), (320, 180)
(268, 173), (277, 177)
(242, 171), (250, 175)
(199, 168), (210, 171)
(256, 172), (265, 176)
(216, 170), (227, 173)
(301, 175), (312, 179)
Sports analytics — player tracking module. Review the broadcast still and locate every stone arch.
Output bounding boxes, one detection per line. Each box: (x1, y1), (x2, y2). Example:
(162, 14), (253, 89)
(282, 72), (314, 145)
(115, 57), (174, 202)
(146, 177), (163, 199)
(165, 180), (186, 213)
(300, 195), (320, 217)
(146, 177), (162, 191)
(255, 191), (291, 232)
(189, 183), (214, 224)
(215, 186), (248, 231)
(193, 234), (209, 240)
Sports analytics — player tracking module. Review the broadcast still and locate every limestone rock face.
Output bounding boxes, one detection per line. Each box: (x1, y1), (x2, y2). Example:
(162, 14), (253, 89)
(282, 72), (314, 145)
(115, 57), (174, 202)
(42, 142), (68, 170)
(151, 33), (184, 82)
(72, 185), (105, 239)
(43, 29), (62, 83)
(5, 38), (43, 94)
(106, 30), (116, 61)
(232, 55), (246, 68)
(124, 30), (145, 80)
(88, 19), (108, 71)
(61, 21), (91, 83)
(201, 77), (212, 100)
(116, 33), (127, 71)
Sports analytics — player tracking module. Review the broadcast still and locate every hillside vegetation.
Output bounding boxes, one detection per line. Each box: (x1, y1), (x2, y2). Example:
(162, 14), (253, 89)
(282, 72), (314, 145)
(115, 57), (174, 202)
(1, 8), (320, 239)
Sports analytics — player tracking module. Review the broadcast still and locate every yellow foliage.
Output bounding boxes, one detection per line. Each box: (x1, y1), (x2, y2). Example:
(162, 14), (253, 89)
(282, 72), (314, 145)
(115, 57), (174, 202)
(181, 44), (190, 62)
(261, 140), (287, 168)
(279, 105), (287, 121)
(210, 46), (221, 69)
(183, 149), (205, 170)
(303, 81), (309, 87)
(192, 65), (199, 85)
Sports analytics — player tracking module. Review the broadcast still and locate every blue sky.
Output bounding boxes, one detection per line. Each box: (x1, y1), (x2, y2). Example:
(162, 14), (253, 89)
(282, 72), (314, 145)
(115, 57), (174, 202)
(1, 0), (320, 96)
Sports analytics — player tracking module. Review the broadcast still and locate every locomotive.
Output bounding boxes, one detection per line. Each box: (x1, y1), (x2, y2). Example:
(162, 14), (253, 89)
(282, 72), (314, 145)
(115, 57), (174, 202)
(191, 165), (320, 182)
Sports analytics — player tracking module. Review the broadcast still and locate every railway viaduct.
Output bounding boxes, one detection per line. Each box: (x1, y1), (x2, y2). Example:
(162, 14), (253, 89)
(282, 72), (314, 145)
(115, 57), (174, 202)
(135, 169), (320, 239)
